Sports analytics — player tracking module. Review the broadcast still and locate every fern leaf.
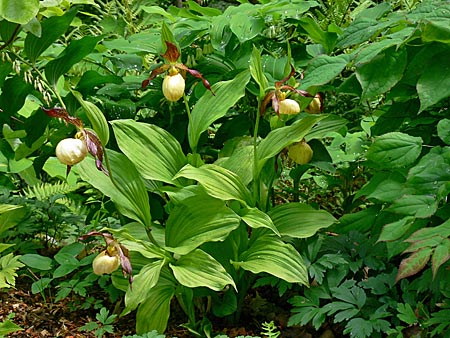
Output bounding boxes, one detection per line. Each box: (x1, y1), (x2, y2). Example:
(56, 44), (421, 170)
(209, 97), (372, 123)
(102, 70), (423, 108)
(0, 253), (24, 289)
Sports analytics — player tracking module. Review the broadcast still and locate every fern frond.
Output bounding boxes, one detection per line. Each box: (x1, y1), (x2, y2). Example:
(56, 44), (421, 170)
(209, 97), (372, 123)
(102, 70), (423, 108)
(22, 181), (83, 201)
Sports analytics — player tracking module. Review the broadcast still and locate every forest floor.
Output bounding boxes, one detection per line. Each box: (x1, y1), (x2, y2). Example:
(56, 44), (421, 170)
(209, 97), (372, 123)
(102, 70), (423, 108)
(0, 279), (338, 338)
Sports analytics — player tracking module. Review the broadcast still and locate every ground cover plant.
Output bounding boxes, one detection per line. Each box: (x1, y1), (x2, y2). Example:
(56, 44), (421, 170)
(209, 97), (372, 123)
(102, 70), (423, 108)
(1, 0), (450, 337)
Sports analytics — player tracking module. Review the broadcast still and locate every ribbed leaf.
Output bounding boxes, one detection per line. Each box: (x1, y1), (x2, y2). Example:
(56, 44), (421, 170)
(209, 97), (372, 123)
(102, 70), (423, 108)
(165, 194), (241, 255)
(188, 70), (250, 151)
(233, 236), (309, 285)
(431, 239), (450, 278)
(256, 114), (326, 176)
(170, 249), (236, 291)
(72, 91), (109, 145)
(78, 150), (152, 228)
(241, 207), (280, 236)
(112, 119), (187, 185)
(174, 164), (253, 205)
(268, 203), (336, 238)
(300, 54), (350, 89)
(44, 35), (102, 85)
(124, 260), (165, 314)
(24, 8), (77, 63)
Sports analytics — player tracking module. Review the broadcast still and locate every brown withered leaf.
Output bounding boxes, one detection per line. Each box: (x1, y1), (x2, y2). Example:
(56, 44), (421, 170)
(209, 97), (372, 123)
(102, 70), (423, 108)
(161, 41), (180, 63)
(41, 106), (84, 129)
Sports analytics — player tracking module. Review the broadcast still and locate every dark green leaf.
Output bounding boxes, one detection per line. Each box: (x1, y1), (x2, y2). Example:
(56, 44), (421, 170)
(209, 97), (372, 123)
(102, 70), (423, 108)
(300, 54), (350, 89)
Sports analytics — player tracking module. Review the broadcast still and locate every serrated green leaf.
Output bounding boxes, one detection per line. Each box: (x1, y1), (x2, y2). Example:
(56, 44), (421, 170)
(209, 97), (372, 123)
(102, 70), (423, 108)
(417, 51), (450, 112)
(44, 35), (102, 85)
(268, 203), (336, 238)
(337, 17), (392, 48)
(0, 317), (23, 335)
(431, 239), (450, 278)
(165, 194), (241, 255)
(366, 132), (422, 169)
(112, 119), (187, 185)
(396, 247), (432, 282)
(378, 217), (415, 242)
(72, 91), (109, 145)
(356, 47), (407, 99)
(397, 303), (419, 325)
(386, 195), (437, 218)
(344, 318), (373, 338)
(233, 236), (308, 285)
(78, 150), (152, 228)
(170, 249), (236, 291)
(188, 71), (250, 152)
(174, 164), (253, 205)
(300, 54), (350, 89)
(0, 253), (24, 288)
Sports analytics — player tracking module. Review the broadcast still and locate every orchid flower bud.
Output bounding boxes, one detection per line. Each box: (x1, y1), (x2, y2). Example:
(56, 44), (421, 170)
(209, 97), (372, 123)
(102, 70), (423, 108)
(162, 68), (185, 102)
(279, 98), (300, 115)
(92, 250), (120, 275)
(55, 138), (87, 166)
(288, 140), (313, 165)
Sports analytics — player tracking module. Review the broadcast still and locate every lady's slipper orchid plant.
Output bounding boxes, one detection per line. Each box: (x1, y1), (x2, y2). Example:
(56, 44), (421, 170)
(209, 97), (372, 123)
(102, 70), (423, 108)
(260, 65), (320, 116)
(142, 41), (214, 101)
(42, 107), (108, 176)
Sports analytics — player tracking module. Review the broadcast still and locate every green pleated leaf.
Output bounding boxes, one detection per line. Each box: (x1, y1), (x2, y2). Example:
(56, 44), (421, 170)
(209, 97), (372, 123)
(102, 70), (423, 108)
(170, 249), (236, 291)
(250, 46), (269, 94)
(165, 194), (241, 255)
(188, 70), (251, 151)
(24, 8), (77, 64)
(44, 35), (102, 85)
(241, 207), (280, 236)
(174, 164), (253, 205)
(78, 150), (152, 228)
(300, 54), (350, 89)
(135, 280), (175, 334)
(417, 51), (450, 112)
(229, 12), (265, 43)
(268, 203), (336, 238)
(396, 248), (432, 282)
(256, 114), (326, 176)
(72, 91), (109, 145)
(0, 0), (39, 24)
(124, 260), (165, 314)
(356, 47), (407, 100)
(366, 132), (422, 169)
(233, 236), (309, 285)
(111, 119), (187, 185)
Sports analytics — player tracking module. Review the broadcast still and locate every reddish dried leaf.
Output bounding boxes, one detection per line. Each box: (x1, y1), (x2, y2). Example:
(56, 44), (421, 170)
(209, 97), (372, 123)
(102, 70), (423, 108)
(141, 64), (169, 88)
(184, 66), (215, 95)
(431, 239), (450, 279)
(275, 64), (296, 88)
(396, 247), (432, 282)
(41, 106), (84, 129)
(83, 129), (109, 175)
(260, 91), (274, 116)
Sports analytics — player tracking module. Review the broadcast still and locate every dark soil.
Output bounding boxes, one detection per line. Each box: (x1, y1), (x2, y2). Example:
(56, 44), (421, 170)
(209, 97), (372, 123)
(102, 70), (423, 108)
(1, 279), (336, 338)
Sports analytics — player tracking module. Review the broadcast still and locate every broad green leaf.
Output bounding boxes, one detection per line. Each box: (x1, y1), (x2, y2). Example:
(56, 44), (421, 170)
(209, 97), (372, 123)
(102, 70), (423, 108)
(165, 194), (241, 255)
(256, 114), (326, 176)
(0, 253), (24, 288)
(386, 195), (437, 218)
(78, 150), (152, 228)
(19, 254), (53, 270)
(0, 0), (39, 24)
(268, 203), (336, 238)
(421, 20), (450, 44)
(229, 12), (265, 42)
(233, 236), (309, 285)
(174, 164), (253, 205)
(141, 5), (175, 21)
(44, 35), (102, 85)
(405, 218), (450, 243)
(431, 239), (450, 278)
(299, 17), (337, 53)
(356, 171), (406, 202)
(396, 248), (432, 282)
(0, 76), (34, 118)
(406, 147), (450, 195)
(366, 132), (422, 169)
(356, 47), (407, 99)
(136, 283), (175, 334)
(170, 249), (236, 291)
(188, 70), (251, 152)
(24, 8), (77, 63)
(0, 205), (27, 235)
(300, 54), (350, 89)
(378, 217), (415, 242)
(124, 260), (165, 314)
(72, 91), (109, 145)
(336, 17), (392, 48)
(353, 38), (403, 65)
(241, 207), (280, 236)
(437, 119), (450, 144)
(250, 46), (269, 95)
(112, 119), (187, 185)
(417, 51), (450, 112)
